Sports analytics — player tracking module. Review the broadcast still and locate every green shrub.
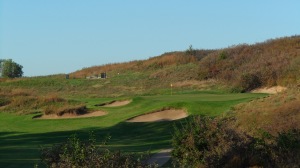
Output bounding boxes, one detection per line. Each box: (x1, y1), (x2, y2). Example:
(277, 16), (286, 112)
(0, 97), (10, 106)
(272, 129), (300, 167)
(40, 133), (157, 168)
(218, 51), (228, 60)
(185, 45), (196, 56)
(172, 117), (255, 167)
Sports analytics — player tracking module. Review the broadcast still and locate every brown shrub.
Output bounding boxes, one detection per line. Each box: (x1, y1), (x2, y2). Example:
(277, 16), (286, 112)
(172, 116), (300, 167)
(198, 36), (300, 90)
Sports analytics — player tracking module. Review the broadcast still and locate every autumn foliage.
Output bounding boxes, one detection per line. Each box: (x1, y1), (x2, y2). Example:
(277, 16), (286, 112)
(198, 36), (300, 91)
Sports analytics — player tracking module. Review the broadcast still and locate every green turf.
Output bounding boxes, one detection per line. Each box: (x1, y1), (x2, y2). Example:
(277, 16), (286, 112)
(0, 91), (266, 167)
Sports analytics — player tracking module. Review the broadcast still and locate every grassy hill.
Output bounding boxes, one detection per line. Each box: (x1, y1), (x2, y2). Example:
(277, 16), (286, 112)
(0, 35), (299, 167)
(71, 35), (300, 92)
(1, 35), (300, 98)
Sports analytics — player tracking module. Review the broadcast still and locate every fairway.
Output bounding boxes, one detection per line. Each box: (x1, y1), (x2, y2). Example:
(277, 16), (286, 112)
(0, 91), (265, 167)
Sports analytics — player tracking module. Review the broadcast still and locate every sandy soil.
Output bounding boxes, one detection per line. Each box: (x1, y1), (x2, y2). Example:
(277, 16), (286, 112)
(102, 100), (132, 107)
(35, 111), (107, 119)
(251, 86), (287, 94)
(127, 109), (188, 122)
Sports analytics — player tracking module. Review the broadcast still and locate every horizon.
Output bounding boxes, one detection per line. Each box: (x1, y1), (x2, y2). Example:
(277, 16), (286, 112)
(1, 0), (300, 76)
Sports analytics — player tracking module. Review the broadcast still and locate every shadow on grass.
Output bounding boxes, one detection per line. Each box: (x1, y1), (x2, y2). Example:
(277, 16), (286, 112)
(0, 118), (191, 168)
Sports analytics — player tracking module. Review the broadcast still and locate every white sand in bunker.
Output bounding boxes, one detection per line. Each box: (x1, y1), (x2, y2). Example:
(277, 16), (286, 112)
(251, 86), (287, 94)
(127, 109), (188, 122)
(36, 111), (107, 119)
(102, 100), (132, 107)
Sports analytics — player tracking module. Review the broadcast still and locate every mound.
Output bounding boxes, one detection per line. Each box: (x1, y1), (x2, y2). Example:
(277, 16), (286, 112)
(97, 100), (132, 107)
(127, 109), (188, 122)
(35, 111), (107, 119)
(251, 86), (287, 94)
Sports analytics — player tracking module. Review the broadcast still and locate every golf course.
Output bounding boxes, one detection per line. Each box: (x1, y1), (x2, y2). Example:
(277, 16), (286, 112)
(1, 36), (300, 167)
(0, 89), (266, 167)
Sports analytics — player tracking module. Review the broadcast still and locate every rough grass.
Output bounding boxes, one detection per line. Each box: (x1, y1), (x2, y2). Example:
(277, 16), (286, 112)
(0, 89), (85, 115)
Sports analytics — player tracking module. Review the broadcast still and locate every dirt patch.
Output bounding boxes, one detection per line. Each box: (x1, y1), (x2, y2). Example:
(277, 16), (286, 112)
(34, 111), (107, 119)
(127, 109), (188, 122)
(97, 100), (132, 107)
(251, 86), (287, 94)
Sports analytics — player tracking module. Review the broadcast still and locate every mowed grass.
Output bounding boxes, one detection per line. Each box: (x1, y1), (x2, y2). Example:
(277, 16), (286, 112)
(0, 91), (266, 167)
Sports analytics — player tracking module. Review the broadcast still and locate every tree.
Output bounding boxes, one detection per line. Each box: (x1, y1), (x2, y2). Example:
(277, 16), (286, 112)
(185, 45), (196, 56)
(1, 59), (23, 78)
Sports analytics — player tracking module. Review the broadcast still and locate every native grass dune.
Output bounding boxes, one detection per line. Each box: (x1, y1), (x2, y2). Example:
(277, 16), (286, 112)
(35, 111), (107, 119)
(98, 100), (132, 107)
(127, 109), (188, 122)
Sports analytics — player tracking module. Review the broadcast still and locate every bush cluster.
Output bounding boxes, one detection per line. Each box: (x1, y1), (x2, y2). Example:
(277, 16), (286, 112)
(172, 116), (300, 167)
(40, 133), (157, 168)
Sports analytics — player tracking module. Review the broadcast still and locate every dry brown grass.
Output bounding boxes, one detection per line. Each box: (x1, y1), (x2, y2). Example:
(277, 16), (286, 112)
(232, 88), (300, 137)
(172, 79), (217, 90)
(71, 52), (198, 78)
(42, 93), (66, 103)
(0, 88), (84, 115)
(11, 88), (35, 96)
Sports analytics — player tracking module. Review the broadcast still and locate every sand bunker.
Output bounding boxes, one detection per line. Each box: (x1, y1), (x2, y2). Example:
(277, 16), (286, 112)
(127, 109), (188, 122)
(251, 86), (287, 94)
(98, 100), (132, 107)
(35, 111), (107, 119)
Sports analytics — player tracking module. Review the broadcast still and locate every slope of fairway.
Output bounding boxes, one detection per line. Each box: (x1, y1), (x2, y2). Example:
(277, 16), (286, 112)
(0, 91), (266, 167)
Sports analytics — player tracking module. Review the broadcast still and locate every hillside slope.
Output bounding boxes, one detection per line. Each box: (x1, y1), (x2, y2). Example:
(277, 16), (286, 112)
(198, 36), (300, 91)
(72, 35), (300, 92)
(70, 50), (214, 79)
(2, 36), (299, 99)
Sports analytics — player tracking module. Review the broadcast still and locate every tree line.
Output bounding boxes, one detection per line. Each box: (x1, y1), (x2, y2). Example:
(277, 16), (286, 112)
(0, 59), (23, 78)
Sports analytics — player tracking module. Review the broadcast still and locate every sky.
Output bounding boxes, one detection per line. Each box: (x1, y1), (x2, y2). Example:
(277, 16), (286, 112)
(0, 0), (299, 76)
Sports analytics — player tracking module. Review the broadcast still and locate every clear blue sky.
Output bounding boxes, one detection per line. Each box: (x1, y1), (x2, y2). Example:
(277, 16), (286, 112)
(0, 0), (299, 76)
